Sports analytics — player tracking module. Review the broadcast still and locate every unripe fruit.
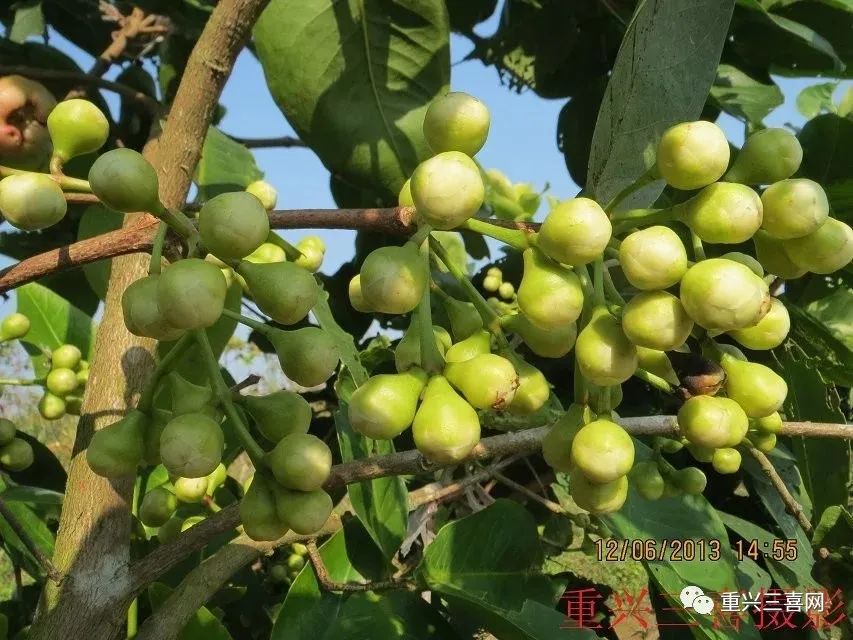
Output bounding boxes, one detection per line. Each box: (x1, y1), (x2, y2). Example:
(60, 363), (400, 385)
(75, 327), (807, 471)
(46, 368), (78, 397)
(348, 274), (372, 312)
(482, 275), (500, 292)
(348, 368), (427, 439)
(410, 151), (485, 230)
(0, 419), (16, 446)
(657, 437), (685, 454)
(712, 448), (741, 475)
(753, 231), (806, 279)
(88, 148), (160, 213)
(139, 487), (178, 527)
(167, 372), (216, 417)
(619, 226), (688, 290)
(87, 410), (146, 477)
(423, 92), (490, 156)
(244, 391), (312, 443)
(760, 179), (828, 240)
(517, 248), (584, 329)
(0, 173), (66, 230)
(631, 461), (665, 501)
(398, 178), (414, 206)
(38, 392), (66, 420)
(269, 564), (289, 583)
(294, 236), (325, 272)
(720, 252), (764, 277)
(395, 323), (450, 371)
(199, 191), (270, 261)
(51, 344), (82, 370)
(412, 376), (480, 464)
(679, 258), (770, 331)
(725, 128), (802, 185)
(575, 307), (638, 386)
(245, 180), (277, 210)
(635, 347), (679, 386)
(269, 327), (340, 387)
(1, 313), (30, 340)
(174, 476), (208, 503)
(724, 405), (749, 447)
(267, 433), (332, 491)
(159, 412), (224, 478)
(503, 313), (576, 359)
(206, 463), (228, 495)
(686, 442), (715, 463)
(783, 218), (853, 275)
(752, 412), (782, 434)
(537, 198), (611, 266)
(498, 282), (514, 299)
(570, 468), (628, 514)
(720, 353), (787, 418)
(678, 395), (748, 449)
(681, 182), (763, 244)
(541, 405), (588, 471)
(158, 259), (227, 330)
(729, 298), (789, 350)
(506, 360), (550, 415)
(0, 437), (32, 472)
(621, 291), (693, 351)
(444, 353), (518, 410)
(442, 296), (483, 341)
(276, 488), (333, 535)
(46, 99), (108, 164)
(656, 120), (729, 190)
(748, 430), (776, 452)
(287, 553), (305, 571)
(122, 275), (185, 341)
(359, 243), (427, 314)
(571, 419), (635, 484)
(157, 516), (185, 542)
(246, 242), (286, 264)
(443, 329), (490, 364)
(238, 261), (319, 325)
(674, 466), (707, 495)
(241, 474), (288, 542)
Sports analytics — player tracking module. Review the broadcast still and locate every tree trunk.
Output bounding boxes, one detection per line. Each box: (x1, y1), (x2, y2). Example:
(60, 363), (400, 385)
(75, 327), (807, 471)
(28, 1), (271, 637)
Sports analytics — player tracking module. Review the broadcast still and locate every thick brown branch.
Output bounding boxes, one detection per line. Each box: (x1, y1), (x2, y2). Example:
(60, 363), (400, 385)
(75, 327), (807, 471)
(747, 444), (814, 535)
(0, 497), (62, 583)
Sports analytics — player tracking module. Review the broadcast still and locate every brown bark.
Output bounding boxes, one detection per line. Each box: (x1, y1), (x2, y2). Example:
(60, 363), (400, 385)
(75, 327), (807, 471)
(28, 1), (270, 638)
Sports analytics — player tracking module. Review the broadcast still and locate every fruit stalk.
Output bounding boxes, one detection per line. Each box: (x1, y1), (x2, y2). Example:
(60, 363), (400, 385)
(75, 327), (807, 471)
(416, 251), (445, 375)
(610, 207), (676, 234)
(0, 164), (92, 193)
(263, 232), (302, 261)
(148, 222), (168, 275)
(604, 166), (658, 212)
(135, 333), (195, 412)
(633, 367), (674, 393)
(461, 217), (531, 250)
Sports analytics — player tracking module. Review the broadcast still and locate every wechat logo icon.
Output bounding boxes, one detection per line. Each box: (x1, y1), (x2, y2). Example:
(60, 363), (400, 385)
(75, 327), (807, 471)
(680, 585), (715, 615)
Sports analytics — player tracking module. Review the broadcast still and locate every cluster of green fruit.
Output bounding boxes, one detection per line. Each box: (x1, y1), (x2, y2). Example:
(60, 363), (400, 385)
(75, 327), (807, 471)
(0, 418), (34, 472)
(267, 543), (309, 585)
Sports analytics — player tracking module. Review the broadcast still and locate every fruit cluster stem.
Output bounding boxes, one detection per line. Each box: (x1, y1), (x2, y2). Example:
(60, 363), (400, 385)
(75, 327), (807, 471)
(264, 232), (302, 261)
(611, 208), (676, 234)
(148, 222), (168, 275)
(0, 164), (93, 193)
(417, 243), (445, 375)
(461, 217), (532, 250)
(605, 166), (658, 212)
(136, 333), (195, 412)
(633, 368), (673, 393)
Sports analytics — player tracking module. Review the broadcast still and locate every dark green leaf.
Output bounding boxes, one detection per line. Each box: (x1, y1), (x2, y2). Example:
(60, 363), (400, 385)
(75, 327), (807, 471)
(0, 475), (55, 579)
(255, 0), (450, 200)
(709, 64), (783, 126)
(586, 0), (736, 207)
(416, 500), (584, 640)
(148, 582), (233, 640)
(1, 486), (63, 506)
(784, 300), (853, 386)
(446, 0), (497, 33)
(734, 556), (772, 593)
(77, 205), (124, 300)
(41, 0), (113, 56)
(557, 79), (608, 188)
(796, 81), (839, 118)
(9, 1), (44, 42)
(811, 505), (853, 549)
(196, 128), (263, 202)
(798, 115), (853, 220)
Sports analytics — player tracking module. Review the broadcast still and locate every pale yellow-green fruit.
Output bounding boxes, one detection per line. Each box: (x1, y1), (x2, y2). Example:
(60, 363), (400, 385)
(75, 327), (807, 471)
(720, 353), (787, 418)
(681, 182), (763, 244)
(752, 412), (782, 434)
(621, 291), (694, 351)
(516, 248), (584, 329)
(139, 487), (178, 527)
(410, 151), (485, 230)
(502, 313), (577, 359)
(347, 368), (427, 439)
(359, 243), (427, 314)
(618, 226), (688, 290)
(678, 395), (748, 449)
(245, 179), (278, 210)
(398, 178), (414, 206)
(443, 329), (491, 364)
(536, 198), (612, 266)
(47, 98), (109, 163)
(724, 128), (802, 185)
(541, 404), (589, 471)
(444, 353), (518, 410)
(748, 430), (777, 453)
(635, 347), (680, 386)
(674, 466), (707, 495)
(267, 433), (332, 492)
(656, 120), (730, 190)
(783, 218), (853, 275)
(729, 297), (789, 350)
(569, 468), (628, 515)
(712, 448), (742, 474)
(753, 231), (806, 279)
(0, 313), (30, 341)
(570, 419), (635, 484)
(679, 258), (770, 331)
(630, 461), (665, 501)
(0, 173), (66, 231)
(348, 275), (372, 312)
(423, 92), (490, 156)
(412, 376), (480, 464)
(506, 359), (550, 415)
(760, 178), (829, 240)
(575, 307), (638, 386)
(720, 251), (764, 277)
(394, 323), (451, 371)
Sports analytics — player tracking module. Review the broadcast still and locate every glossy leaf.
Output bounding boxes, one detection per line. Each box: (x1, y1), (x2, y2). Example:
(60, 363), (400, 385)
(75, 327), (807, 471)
(196, 128), (263, 202)
(9, 1), (45, 42)
(812, 505), (853, 549)
(796, 82), (839, 118)
(0, 476), (55, 580)
(0, 486), (63, 506)
(710, 64), (783, 126)
(255, 0), (450, 201)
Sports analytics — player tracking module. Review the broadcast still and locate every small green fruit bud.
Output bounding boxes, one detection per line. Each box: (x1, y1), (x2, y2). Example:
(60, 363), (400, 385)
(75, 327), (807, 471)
(752, 412), (782, 434)
(517, 248), (584, 329)
(729, 297), (789, 350)
(199, 191), (270, 261)
(423, 92), (490, 156)
(267, 433), (332, 491)
(51, 344), (82, 370)
(720, 353), (787, 419)
(238, 260), (319, 325)
(159, 412), (224, 478)
(46, 368), (78, 397)
(622, 291), (693, 351)
(1, 313), (30, 340)
(411, 151), (485, 230)
(537, 198), (611, 266)
(412, 376), (480, 463)
(38, 392), (66, 420)
(712, 448), (741, 474)
(631, 461), (665, 501)
(678, 395), (748, 449)
(0, 419), (16, 446)
(569, 468), (628, 514)
(656, 120), (730, 190)
(783, 218), (853, 275)
(246, 242), (286, 264)
(760, 179), (829, 240)
(88, 148), (160, 213)
(679, 258), (770, 331)
(139, 487), (178, 527)
(0, 173), (66, 230)
(674, 466), (707, 495)
(294, 237), (325, 272)
(174, 476), (209, 503)
(748, 430), (776, 453)
(497, 281), (515, 300)
(47, 99), (108, 164)
(0, 438), (33, 472)
(682, 182), (763, 244)
(245, 180), (277, 210)
(619, 226), (688, 290)
(571, 419), (635, 484)
(541, 405), (588, 471)
(725, 128), (802, 185)
(482, 274), (500, 292)
(158, 259), (227, 330)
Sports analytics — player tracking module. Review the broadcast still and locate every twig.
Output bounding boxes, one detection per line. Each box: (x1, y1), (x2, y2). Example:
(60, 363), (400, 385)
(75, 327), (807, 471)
(229, 375), (261, 394)
(746, 444), (814, 535)
(0, 497), (62, 583)
(492, 472), (563, 515)
(227, 135), (306, 148)
(305, 539), (415, 593)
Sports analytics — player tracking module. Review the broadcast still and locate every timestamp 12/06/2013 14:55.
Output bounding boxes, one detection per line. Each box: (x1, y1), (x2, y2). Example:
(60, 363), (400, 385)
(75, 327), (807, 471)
(595, 538), (799, 562)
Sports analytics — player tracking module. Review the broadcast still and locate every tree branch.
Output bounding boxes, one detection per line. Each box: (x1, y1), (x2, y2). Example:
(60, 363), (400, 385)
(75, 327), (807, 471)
(0, 497), (62, 583)
(746, 444), (814, 535)
(305, 538), (416, 593)
(227, 134), (307, 148)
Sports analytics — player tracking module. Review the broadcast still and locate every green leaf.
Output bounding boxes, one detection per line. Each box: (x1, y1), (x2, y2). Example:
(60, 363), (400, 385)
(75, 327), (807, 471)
(557, 79), (608, 188)
(9, 1), (45, 42)
(313, 289), (369, 387)
(196, 128), (263, 202)
(0, 475), (55, 579)
(798, 114), (853, 222)
(416, 500), (586, 640)
(719, 512), (814, 590)
(773, 344), (849, 521)
(784, 300), (853, 385)
(77, 205), (124, 300)
(148, 582), (233, 640)
(16, 282), (95, 376)
(710, 64), (784, 126)
(735, 556), (772, 592)
(796, 82), (839, 118)
(586, 0), (736, 207)
(254, 0), (450, 201)
(41, 0), (114, 55)
(446, 0), (497, 33)
(0, 486), (63, 506)
(812, 505), (853, 549)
